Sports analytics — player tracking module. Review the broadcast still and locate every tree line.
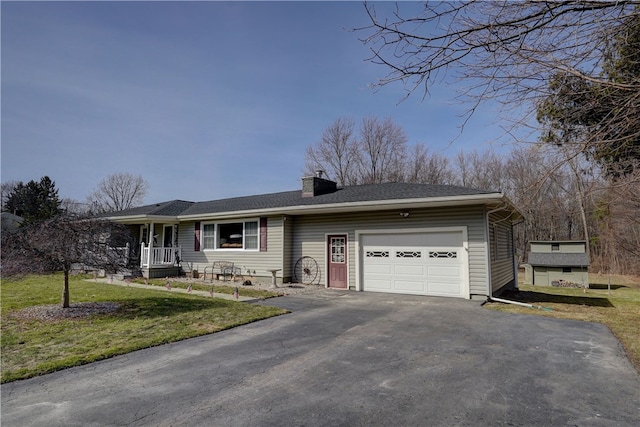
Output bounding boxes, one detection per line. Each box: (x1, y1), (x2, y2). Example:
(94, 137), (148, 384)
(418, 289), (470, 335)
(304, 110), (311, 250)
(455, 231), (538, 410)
(1, 173), (147, 308)
(349, 2), (639, 275)
(305, 115), (640, 276)
(1, 172), (149, 224)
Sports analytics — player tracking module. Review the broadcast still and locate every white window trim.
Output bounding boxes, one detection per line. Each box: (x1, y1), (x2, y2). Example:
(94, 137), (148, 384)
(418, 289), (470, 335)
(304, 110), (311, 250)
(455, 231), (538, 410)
(201, 222), (216, 251)
(201, 218), (260, 252)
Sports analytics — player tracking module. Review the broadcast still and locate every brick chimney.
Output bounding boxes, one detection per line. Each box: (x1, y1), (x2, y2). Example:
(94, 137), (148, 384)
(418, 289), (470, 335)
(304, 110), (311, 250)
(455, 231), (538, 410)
(301, 170), (337, 197)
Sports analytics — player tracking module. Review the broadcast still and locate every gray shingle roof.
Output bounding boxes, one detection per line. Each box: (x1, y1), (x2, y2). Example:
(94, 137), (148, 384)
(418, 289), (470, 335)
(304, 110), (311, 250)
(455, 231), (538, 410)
(108, 183), (497, 218)
(106, 200), (195, 217)
(181, 183), (494, 216)
(528, 252), (590, 267)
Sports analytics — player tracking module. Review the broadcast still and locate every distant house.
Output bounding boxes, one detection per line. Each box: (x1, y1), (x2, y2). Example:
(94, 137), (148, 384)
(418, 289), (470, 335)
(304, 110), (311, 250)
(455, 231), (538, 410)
(1, 212), (23, 231)
(525, 241), (590, 288)
(106, 174), (523, 300)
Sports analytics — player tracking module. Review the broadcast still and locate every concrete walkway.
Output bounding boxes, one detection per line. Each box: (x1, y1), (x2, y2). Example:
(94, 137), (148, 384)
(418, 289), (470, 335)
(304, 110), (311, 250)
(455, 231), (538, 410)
(89, 278), (260, 302)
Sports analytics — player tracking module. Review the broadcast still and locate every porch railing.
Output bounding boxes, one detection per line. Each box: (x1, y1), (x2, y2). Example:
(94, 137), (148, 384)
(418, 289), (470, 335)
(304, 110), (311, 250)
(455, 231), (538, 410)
(140, 244), (181, 268)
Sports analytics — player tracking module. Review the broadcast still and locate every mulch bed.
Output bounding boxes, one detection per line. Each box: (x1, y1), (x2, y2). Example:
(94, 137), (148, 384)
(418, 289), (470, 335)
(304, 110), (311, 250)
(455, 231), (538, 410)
(10, 302), (121, 321)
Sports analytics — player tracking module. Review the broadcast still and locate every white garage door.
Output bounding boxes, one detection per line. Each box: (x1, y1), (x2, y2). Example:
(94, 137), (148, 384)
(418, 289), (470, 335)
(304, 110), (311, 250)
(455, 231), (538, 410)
(361, 231), (467, 298)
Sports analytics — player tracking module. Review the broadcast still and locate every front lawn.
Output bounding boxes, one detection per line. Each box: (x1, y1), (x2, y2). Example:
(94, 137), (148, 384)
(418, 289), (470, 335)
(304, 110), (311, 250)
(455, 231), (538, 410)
(484, 273), (640, 372)
(1, 274), (287, 383)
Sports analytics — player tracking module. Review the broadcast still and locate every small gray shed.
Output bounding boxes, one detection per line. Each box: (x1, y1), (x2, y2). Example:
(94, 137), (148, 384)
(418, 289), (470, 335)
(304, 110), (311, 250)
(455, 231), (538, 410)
(525, 241), (590, 288)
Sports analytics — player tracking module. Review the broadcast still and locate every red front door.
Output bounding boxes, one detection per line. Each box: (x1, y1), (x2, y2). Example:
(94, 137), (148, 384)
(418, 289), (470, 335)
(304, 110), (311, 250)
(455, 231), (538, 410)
(328, 235), (347, 288)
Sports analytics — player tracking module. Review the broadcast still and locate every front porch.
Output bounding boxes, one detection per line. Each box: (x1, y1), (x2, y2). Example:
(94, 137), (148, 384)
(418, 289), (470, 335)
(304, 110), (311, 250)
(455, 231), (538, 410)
(140, 244), (182, 278)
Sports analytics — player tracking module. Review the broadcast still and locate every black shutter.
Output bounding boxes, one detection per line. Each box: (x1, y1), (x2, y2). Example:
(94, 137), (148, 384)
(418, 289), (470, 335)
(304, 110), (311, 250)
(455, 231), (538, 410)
(260, 218), (267, 252)
(194, 222), (201, 252)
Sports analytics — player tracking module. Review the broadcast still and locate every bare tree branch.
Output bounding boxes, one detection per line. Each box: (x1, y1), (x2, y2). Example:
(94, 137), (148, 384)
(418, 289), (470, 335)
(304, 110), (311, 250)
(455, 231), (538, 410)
(358, 1), (640, 141)
(87, 173), (149, 213)
(1, 214), (133, 307)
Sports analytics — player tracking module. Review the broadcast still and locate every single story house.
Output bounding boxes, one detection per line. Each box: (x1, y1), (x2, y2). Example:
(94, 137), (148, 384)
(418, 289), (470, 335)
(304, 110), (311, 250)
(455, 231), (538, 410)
(106, 174), (523, 300)
(525, 240), (590, 287)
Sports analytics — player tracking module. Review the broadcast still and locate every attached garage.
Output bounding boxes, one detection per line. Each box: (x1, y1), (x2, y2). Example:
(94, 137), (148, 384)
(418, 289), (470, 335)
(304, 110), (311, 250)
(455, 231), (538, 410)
(357, 228), (469, 299)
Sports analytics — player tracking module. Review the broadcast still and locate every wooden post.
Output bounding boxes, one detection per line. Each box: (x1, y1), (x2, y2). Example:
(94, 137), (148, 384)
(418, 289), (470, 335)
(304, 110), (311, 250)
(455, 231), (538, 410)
(148, 223), (154, 266)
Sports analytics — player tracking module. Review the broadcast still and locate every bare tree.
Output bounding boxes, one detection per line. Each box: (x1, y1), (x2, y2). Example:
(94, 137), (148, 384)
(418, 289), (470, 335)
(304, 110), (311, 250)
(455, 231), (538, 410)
(1, 180), (19, 211)
(591, 163), (640, 274)
(60, 198), (90, 215)
(304, 116), (411, 185)
(87, 173), (149, 213)
(356, 116), (408, 184)
(454, 149), (505, 190)
(405, 144), (456, 185)
(1, 214), (133, 308)
(359, 2), (639, 138)
(358, 2), (640, 274)
(305, 117), (359, 186)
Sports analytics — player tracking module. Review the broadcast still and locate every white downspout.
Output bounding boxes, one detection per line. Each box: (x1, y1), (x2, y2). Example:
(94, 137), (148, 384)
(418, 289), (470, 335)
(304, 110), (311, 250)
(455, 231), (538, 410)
(484, 206), (548, 309)
(511, 218), (525, 291)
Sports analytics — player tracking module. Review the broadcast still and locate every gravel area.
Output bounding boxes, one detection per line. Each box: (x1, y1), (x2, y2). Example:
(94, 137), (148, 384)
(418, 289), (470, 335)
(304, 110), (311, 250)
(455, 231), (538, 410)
(169, 276), (327, 296)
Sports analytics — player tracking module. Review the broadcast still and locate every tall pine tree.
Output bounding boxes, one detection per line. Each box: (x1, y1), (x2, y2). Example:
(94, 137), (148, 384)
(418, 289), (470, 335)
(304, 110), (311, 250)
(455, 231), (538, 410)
(537, 13), (640, 175)
(4, 176), (62, 225)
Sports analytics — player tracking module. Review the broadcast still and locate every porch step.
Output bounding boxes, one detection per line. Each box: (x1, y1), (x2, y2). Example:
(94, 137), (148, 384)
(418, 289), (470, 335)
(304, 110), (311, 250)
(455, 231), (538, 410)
(109, 268), (143, 281)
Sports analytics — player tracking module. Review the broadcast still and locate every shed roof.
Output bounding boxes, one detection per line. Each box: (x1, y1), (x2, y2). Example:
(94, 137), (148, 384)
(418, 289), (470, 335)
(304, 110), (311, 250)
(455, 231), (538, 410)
(528, 252), (590, 267)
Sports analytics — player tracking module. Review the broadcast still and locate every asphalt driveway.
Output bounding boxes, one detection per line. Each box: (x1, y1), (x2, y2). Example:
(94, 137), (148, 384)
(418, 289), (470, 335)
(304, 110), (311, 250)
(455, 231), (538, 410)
(2, 291), (639, 426)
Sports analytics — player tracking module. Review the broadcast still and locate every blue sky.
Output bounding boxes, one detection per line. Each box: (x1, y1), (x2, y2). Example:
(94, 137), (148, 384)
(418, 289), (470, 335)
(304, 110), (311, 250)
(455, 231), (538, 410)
(2, 1), (508, 205)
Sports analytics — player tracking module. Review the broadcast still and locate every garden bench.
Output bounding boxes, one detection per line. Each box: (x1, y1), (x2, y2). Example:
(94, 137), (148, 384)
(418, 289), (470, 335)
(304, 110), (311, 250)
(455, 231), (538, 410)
(204, 261), (235, 281)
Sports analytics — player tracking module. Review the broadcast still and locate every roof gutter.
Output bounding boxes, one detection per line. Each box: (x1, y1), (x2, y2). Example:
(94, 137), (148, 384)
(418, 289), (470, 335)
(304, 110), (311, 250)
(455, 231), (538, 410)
(103, 215), (181, 225)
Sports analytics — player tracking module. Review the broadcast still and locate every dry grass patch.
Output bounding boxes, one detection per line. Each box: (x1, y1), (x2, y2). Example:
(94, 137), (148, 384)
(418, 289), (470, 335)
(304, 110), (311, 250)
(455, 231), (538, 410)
(485, 273), (640, 372)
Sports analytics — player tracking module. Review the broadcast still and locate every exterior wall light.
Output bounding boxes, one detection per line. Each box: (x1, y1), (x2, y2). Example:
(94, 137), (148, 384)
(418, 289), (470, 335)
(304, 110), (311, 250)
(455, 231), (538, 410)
(400, 212), (410, 218)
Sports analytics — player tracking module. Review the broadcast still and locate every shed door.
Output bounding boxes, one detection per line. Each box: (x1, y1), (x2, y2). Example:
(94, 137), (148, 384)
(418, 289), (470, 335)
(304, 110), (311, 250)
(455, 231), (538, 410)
(361, 231), (465, 298)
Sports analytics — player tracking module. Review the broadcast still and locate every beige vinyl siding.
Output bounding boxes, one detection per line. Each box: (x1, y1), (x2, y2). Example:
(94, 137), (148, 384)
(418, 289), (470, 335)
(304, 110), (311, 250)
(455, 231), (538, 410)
(488, 211), (515, 293)
(530, 241), (586, 253)
(533, 266), (589, 287)
(178, 217), (285, 280)
(291, 205), (488, 295)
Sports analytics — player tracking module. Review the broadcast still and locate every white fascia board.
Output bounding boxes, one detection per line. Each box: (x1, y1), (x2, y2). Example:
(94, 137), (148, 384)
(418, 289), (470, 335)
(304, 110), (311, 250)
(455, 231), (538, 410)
(106, 215), (180, 225)
(177, 193), (507, 221)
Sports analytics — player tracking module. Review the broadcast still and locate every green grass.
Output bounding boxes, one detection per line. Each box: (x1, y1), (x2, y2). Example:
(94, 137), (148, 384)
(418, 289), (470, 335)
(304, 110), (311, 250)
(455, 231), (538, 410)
(485, 273), (640, 372)
(130, 278), (277, 299)
(1, 274), (287, 383)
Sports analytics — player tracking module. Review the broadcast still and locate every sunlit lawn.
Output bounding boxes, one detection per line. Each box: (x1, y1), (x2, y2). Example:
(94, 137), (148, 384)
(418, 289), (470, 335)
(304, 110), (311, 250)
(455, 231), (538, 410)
(485, 273), (640, 372)
(1, 274), (286, 383)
